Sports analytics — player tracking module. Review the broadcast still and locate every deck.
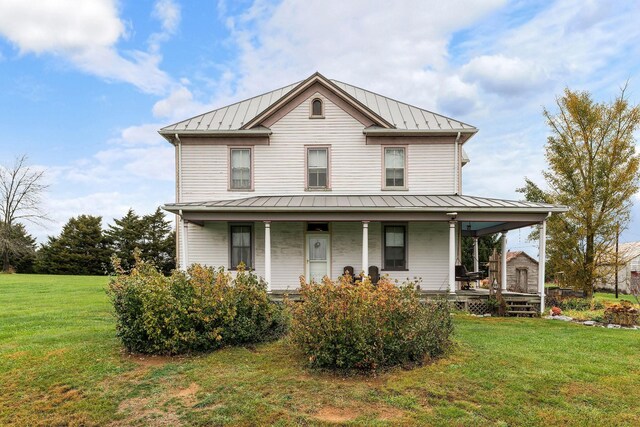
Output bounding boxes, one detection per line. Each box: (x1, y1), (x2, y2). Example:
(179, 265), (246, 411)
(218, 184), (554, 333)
(269, 288), (542, 316)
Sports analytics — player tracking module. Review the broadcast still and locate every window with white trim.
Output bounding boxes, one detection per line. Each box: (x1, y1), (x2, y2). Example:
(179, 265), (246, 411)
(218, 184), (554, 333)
(230, 224), (252, 269)
(307, 147), (328, 189)
(384, 147), (405, 188)
(230, 148), (251, 190)
(383, 224), (407, 270)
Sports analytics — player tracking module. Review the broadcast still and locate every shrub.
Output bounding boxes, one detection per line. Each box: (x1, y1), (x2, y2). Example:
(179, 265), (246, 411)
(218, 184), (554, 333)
(288, 276), (453, 372)
(107, 255), (288, 355)
(604, 301), (639, 326)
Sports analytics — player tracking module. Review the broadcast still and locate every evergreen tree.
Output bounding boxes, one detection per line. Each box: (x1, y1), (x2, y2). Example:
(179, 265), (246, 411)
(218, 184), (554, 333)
(141, 208), (176, 274)
(0, 223), (36, 273)
(105, 209), (145, 271)
(106, 208), (176, 274)
(35, 215), (110, 275)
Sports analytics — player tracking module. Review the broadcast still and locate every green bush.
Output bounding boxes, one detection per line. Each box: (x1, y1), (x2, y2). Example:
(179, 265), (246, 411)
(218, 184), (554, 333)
(289, 276), (453, 372)
(107, 256), (288, 355)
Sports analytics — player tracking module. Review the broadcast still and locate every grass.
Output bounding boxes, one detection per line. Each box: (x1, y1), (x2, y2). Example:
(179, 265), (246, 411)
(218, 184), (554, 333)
(1, 274), (640, 426)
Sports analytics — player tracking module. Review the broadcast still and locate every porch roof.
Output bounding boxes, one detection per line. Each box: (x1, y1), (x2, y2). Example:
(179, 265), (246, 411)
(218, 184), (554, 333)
(164, 194), (566, 236)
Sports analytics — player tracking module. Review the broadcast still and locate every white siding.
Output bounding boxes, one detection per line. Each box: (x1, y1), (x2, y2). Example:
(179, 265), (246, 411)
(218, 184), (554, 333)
(185, 220), (449, 291)
(179, 92), (457, 202)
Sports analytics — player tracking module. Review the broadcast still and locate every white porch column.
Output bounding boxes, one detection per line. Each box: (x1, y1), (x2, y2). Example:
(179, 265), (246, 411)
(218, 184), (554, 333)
(264, 221), (272, 292)
(180, 215), (189, 270)
(538, 219), (547, 314)
(449, 221), (456, 293)
(473, 237), (479, 287)
(362, 221), (369, 276)
(500, 232), (507, 291)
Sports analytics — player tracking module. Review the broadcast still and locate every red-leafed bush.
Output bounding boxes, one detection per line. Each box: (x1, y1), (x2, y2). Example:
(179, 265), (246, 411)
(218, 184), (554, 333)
(288, 275), (453, 372)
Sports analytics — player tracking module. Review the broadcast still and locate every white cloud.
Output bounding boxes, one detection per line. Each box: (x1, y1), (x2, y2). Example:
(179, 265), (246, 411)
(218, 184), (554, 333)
(152, 85), (212, 121)
(220, 0), (507, 114)
(0, 0), (174, 94)
(461, 55), (550, 96)
(153, 0), (181, 34)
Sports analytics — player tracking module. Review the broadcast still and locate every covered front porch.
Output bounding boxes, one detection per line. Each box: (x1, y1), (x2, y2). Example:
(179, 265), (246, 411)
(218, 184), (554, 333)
(165, 194), (566, 314)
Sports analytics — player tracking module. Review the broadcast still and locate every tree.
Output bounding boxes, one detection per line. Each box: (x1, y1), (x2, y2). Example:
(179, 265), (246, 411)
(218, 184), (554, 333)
(105, 209), (145, 272)
(0, 155), (48, 272)
(106, 208), (176, 274)
(518, 87), (640, 295)
(461, 235), (500, 274)
(36, 215), (111, 275)
(0, 223), (36, 273)
(141, 208), (176, 274)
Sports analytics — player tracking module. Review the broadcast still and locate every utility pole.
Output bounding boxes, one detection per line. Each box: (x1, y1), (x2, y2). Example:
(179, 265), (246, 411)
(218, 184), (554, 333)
(615, 222), (619, 299)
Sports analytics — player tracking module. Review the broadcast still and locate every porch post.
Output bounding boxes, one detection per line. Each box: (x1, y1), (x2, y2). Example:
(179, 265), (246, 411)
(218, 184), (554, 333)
(362, 221), (369, 276)
(500, 232), (507, 291)
(473, 237), (479, 287)
(538, 218), (547, 314)
(449, 221), (456, 293)
(264, 221), (271, 292)
(181, 218), (189, 270)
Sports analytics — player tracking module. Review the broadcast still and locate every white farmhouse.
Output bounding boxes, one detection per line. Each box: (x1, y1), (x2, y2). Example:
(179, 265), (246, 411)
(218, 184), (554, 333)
(160, 72), (565, 312)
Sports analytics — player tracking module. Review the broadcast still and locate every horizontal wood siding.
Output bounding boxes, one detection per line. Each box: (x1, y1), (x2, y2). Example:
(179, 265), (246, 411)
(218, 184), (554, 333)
(185, 220), (449, 291)
(179, 93), (457, 202)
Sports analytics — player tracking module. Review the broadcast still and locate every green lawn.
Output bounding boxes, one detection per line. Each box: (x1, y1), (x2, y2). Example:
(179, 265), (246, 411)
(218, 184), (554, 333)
(1, 274), (640, 426)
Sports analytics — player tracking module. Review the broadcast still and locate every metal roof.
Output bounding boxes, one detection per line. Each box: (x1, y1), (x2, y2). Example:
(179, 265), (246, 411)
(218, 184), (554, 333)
(164, 194), (565, 213)
(160, 75), (476, 133)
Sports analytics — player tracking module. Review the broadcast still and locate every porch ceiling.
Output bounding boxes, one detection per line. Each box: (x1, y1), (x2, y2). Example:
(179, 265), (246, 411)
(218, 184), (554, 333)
(164, 194), (566, 231)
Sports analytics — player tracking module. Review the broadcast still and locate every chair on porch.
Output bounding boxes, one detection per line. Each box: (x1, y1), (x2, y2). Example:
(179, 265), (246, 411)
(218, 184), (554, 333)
(343, 266), (355, 283)
(368, 265), (380, 285)
(455, 265), (485, 290)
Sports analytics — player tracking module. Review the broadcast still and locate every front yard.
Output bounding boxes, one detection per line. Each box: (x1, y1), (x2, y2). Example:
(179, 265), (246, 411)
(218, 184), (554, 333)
(1, 274), (639, 426)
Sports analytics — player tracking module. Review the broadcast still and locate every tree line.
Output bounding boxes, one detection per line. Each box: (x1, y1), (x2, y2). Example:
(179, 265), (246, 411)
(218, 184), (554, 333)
(4, 208), (175, 275)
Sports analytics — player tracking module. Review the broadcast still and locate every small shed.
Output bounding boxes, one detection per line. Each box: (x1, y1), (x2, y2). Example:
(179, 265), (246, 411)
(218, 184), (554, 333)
(506, 251), (539, 293)
(599, 242), (640, 294)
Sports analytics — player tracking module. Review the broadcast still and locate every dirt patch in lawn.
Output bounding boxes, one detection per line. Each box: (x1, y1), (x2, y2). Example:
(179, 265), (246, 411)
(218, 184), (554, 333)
(113, 396), (182, 427)
(315, 406), (360, 423)
(171, 382), (200, 406)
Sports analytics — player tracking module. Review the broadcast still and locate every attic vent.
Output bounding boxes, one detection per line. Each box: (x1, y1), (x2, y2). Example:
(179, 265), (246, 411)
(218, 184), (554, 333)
(310, 98), (324, 118)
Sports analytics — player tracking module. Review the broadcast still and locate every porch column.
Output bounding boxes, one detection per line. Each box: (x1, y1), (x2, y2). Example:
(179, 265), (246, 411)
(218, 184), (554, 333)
(500, 232), (507, 291)
(181, 218), (189, 270)
(264, 221), (271, 292)
(538, 219), (547, 314)
(362, 221), (369, 276)
(473, 237), (479, 287)
(449, 221), (456, 293)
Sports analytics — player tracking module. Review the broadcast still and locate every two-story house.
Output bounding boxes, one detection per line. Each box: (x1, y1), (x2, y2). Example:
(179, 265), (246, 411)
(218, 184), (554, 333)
(160, 72), (565, 313)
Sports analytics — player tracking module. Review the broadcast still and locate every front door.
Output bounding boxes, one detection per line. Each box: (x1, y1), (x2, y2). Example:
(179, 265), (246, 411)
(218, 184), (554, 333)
(516, 268), (528, 292)
(306, 234), (330, 282)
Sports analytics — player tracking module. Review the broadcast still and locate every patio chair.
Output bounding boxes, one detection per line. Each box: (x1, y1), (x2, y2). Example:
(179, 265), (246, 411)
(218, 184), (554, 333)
(343, 266), (355, 283)
(368, 265), (380, 285)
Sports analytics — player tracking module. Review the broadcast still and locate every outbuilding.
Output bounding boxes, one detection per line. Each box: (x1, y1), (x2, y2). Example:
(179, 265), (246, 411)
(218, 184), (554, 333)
(506, 251), (539, 294)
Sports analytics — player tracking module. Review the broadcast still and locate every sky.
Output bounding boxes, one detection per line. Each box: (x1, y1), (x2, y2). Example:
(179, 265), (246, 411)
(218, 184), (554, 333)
(1, 0), (640, 256)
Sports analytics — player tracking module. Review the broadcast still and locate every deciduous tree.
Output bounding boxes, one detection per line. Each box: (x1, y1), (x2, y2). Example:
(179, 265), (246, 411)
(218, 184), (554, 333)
(0, 155), (47, 272)
(518, 87), (640, 295)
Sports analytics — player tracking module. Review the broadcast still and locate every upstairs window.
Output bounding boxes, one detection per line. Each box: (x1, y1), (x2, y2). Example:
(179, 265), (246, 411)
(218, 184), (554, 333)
(384, 147), (406, 188)
(310, 98), (324, 117)
(383, 224), (407, 270)
(230, 224), (252, 269)
(307, 147), (329, 189)
(230, 148), (251, 190)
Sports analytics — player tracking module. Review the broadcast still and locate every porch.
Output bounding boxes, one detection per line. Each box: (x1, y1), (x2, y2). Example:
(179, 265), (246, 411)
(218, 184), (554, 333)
(269, 288), (542, 316)
(164, 194), (566, 314)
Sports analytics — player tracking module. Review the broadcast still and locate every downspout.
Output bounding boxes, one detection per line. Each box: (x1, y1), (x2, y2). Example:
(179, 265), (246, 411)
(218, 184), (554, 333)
(453, 131), (461, 195)
(175, 134), (183, 202)
(179, 209), (188, 270)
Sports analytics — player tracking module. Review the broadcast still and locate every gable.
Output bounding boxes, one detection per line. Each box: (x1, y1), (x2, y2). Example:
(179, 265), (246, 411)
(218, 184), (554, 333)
(257, 82), (379, 129)
(242, 73), (392, 130)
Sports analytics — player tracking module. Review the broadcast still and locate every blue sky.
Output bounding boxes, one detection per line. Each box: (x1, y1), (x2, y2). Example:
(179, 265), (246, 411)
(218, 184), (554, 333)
(1, 0), (640, 255)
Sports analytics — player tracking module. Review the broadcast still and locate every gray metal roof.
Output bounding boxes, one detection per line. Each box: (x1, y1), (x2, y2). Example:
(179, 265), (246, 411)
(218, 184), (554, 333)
(164, 194), (565, 213)
(160, 75), (475, 133)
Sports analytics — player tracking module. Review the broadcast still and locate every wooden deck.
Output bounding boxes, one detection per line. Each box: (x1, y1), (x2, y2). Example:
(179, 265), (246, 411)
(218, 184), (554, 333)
(269, 288), (542, 316)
